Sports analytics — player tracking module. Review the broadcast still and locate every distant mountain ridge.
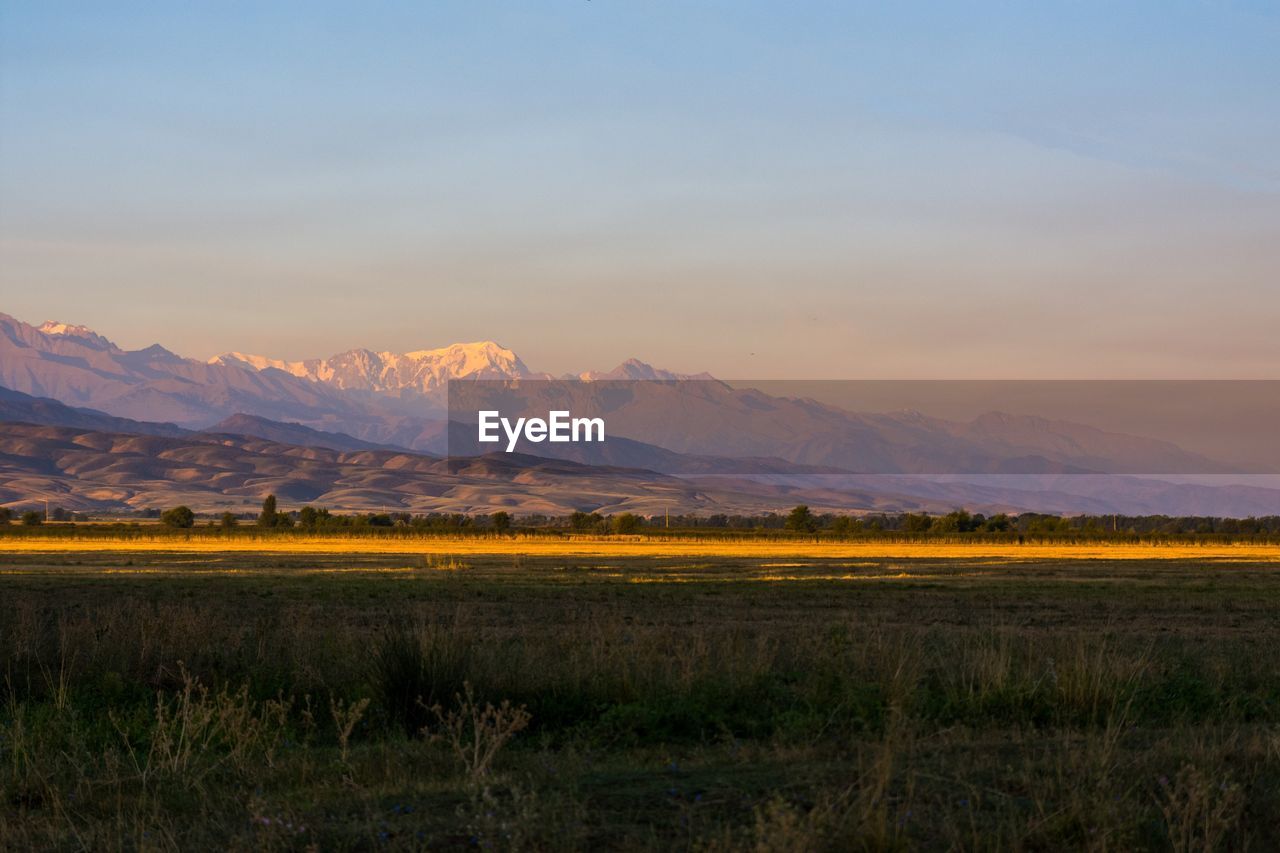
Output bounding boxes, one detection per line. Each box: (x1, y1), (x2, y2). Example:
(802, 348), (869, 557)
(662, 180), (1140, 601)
(211, 341), (543, 394)
(202, 413), (409, 454)
(0, 312), (381, 430)
(0, 385), (188, 437)
(0, 311), (1255, 482)
(0, 420), (965, 516)
(0, 385), (408, 454)
(575, 358), (715, 381)
(0, 313), (683, 441)
(3, 419), (1279, 517)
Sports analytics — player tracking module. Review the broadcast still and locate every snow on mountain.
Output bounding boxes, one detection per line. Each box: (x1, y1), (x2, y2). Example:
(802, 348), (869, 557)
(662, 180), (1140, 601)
(211, 352), (310, 376)
(36, 321), (116, 349)
(211, 341), (540, 394)
(5, 311), (1245, 481)
(212, 345), (712, 392)
(0, 312), (382, 429)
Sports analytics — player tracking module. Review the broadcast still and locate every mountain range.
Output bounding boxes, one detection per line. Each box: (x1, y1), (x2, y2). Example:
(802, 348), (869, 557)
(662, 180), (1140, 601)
(0, 312), (1239, 472)
(210, 341), (541, 395)
(2, 311), (1277, 516)
(3, 407), (1277, 516)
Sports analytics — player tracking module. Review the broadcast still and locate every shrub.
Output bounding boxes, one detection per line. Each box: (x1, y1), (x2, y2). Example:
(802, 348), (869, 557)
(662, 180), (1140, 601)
(426, 681), (531, 779)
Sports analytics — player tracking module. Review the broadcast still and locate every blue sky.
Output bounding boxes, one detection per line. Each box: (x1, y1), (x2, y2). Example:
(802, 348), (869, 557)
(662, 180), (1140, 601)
(2, 2), (1277, 376)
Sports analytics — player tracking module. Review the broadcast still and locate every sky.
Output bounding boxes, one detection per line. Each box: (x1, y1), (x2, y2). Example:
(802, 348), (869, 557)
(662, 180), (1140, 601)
(1, 1), (1278, 378)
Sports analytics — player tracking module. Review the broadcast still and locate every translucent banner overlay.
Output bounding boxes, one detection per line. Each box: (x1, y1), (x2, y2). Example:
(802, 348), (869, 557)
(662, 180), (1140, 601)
(446, 380), (1280, 477)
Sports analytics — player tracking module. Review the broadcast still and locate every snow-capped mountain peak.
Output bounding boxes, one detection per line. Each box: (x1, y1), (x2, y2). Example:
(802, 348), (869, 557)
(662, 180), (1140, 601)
(402, 341), (530, 378)
(210, 351), (316, 377)
(37, 321), (115, 349)
(210, 340), (537, 394)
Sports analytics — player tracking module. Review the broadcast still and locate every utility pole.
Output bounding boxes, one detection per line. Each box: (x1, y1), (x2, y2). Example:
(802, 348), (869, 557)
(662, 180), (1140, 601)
(45, 498), (50, 523)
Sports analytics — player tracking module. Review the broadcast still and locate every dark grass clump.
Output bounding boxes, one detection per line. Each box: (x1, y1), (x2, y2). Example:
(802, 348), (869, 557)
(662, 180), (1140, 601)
(370, 618), (471, 736)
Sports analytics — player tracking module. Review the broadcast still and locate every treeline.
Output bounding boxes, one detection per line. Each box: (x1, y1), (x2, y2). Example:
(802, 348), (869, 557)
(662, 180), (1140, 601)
(683, 506), (1280, 537)
(5, 499), (1280, 541)
(552, 506), (1280, 539)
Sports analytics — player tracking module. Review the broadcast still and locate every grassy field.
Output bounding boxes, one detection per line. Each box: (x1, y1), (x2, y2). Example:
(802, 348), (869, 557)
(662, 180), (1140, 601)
(4, 532), (1280, 561)
(4, 542), (1280, 850)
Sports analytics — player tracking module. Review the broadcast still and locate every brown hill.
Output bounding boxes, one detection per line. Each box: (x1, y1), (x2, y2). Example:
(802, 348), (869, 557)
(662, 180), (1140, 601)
(0, 422), (949, 516)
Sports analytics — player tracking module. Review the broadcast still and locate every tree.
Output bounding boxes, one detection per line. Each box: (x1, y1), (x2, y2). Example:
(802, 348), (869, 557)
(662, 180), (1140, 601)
(785, 505), (817, 533)
(0, 507), (11, 526)
(491, 511), (511, 533)
(569, 511), (603, 532)
(258, 494), (279, 528)
(160, 505), (195, 529)
(220, 512), (239, 529)
(931, 510), (975, 534)
(903, 513), (933, 533)
(613, 512), (642, 534)
(831, 516), (856, 536)
(21, 511), (42, 526)
(983, 513), (1012, 533)
(298, 506), (319, 529)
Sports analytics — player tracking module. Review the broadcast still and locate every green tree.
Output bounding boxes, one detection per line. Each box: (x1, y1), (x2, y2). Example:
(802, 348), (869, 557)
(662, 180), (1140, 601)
(569, 511), (603, 532)
(220, 512), (239, 529)
(931, 510), (975, 534)
(903, 513), (933, 533)
(258, 494), (279, 528)
(298, 506), (319, 528)
(0, 507), (11, 526)
(785, 505), (817, 533)
(491, 510), (511, 533)
(160, 505), (195, 528)
(983, 513), (1012, 533)
(831, 516), (858, 536)
(21, 511), (42, 526)
(613, 512), (642, 534)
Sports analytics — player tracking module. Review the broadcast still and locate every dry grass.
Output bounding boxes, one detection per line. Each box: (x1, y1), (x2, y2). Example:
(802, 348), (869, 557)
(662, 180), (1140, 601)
(4, 549), (1280, 849)
(3, 533), (1279, 561)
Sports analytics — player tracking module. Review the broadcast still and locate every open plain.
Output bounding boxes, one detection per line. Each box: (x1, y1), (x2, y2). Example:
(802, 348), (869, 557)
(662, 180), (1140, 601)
(4, 538), (1280, 850)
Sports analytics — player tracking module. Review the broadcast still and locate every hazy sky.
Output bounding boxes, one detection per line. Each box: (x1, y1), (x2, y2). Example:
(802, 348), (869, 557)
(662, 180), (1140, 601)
(2, 2), (1278, 378)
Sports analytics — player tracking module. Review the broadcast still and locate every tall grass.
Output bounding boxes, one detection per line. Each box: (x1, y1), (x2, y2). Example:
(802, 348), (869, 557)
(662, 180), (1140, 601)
(371, 617), (472, 736)
(4, 556), (1280, 848)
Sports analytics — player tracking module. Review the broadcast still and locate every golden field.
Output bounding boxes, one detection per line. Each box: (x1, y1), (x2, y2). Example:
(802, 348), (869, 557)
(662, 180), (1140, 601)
(3, 533), (1280, 561)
